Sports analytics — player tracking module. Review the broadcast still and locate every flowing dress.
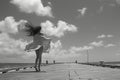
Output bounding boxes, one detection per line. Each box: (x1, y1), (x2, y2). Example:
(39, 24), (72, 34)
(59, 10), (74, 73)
(25, 34), (51, 53)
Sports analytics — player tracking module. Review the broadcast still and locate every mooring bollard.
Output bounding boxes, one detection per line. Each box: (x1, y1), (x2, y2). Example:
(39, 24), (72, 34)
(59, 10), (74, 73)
(53, 60), (55, 64)
(99, 61), (104, 66)
(46, 60), (48, 64)
(23, 67), (27, 69)
(16, 68), (20, 71)
(75, 60), (77, 63)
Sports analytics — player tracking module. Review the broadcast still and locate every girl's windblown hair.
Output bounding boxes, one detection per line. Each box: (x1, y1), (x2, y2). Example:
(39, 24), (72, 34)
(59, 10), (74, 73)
(24, 22), (43, 36)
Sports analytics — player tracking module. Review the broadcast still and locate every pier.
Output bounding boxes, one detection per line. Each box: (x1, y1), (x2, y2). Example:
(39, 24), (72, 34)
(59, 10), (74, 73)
(1, 63), (120, 80)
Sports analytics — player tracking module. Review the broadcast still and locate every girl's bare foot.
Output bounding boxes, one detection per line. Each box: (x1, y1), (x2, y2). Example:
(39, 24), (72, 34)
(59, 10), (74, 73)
(34, 66), (38, 72)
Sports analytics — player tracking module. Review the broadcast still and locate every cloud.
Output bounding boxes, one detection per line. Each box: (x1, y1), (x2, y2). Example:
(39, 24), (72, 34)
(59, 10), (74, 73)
(43, 40), (84, 61)
(90, 41), (104, 47)
(10, 0), (53, 17)
(42, 40), (94, 61)
(50, 40), (62, 54)
(116, 0), (120, 5)
(104, 44), (116, 48)
(70, 46), (93, 53)
(107, 35), (113, 38)
(98, 6), (104, 13)
(116, 53), (120, 56)
(109, 3), (116, 7)
(0, 33), (29, 58)
(43, 40), (64, 59)
(41, 20), (77, 37)
(0, 32), (78, 61)
(97, 34), (113, 38)
(97, 34), (106, 38)
(77, 7), (87, 16)
(0, 16), (27, 34)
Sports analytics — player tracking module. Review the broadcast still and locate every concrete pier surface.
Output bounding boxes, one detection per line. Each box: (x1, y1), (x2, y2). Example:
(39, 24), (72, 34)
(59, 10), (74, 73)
(1, 63), (120, 80)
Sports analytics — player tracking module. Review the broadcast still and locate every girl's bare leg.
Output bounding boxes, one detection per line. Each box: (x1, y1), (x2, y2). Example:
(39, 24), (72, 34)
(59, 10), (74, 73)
(38, 46), (43, 72)
(35, 50), (39, 71)
(38, 52), (42, 71)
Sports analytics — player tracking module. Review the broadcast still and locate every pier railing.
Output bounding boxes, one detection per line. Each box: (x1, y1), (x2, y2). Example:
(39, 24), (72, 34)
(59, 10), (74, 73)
(0, 66), (34, 74)
(80, 62), (120, 69)
(0, 62), (57, 74)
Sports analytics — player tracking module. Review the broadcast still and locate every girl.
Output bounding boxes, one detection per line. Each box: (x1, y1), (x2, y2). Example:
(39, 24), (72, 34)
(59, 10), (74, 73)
(24, 22), (51, 72)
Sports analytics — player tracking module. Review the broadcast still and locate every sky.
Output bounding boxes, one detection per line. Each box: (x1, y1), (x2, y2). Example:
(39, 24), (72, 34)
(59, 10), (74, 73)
(0, 0), (120, 63)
